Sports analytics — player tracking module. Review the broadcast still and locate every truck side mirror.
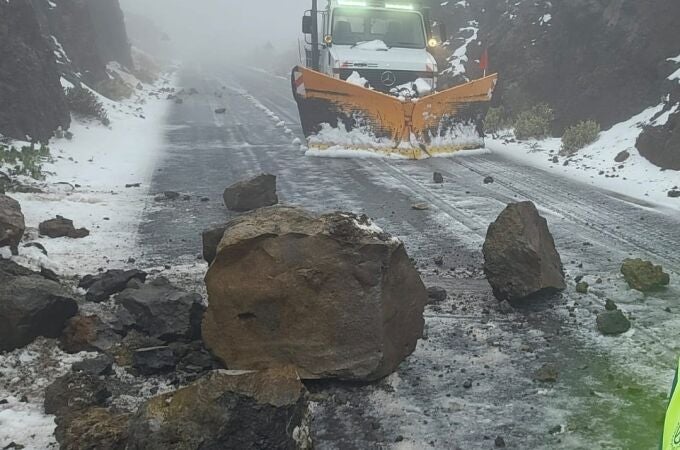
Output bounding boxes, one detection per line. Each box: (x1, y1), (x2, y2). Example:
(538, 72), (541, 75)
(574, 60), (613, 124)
(439, 23), (448, 43)
(302, 16), (313, 34)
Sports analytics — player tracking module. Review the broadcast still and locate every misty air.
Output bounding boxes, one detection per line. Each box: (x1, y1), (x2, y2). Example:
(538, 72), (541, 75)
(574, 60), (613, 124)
(0, 0), (679, 449)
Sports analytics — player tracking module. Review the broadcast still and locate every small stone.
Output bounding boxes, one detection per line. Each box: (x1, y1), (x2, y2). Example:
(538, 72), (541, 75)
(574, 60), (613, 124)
(576, 281), (589, 294)
(495, 436), (506, 447)
(434, 255), (444, 266)
(125, 183), (141, 188)
(597, 310), (631, 336)
(40, 267), (59, 282)
(621, 258), (670, 292)
(426, 286), (447, 304)
(463, 380), (473, 389)
(395, 435), (404, 443)
(614, 150), (630, 163)
(133, 346), (177, 375)
(72, 354), (114, 376)
(411, 203), (429, 210)
(214, 108), (226, 114)
(483, 176), (494, 184)
(668, 190), (680, 198)
(24, 242), (47, 255)
(433, 172), (444, 184)
(548, 425), (563, 435)
(605, 299), (618, 311)
(534, 363), (559, 382)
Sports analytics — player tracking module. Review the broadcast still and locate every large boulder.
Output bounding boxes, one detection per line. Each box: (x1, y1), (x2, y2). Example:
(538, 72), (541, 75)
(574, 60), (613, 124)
(223, 173), (279, 212)
(203, 206), (427, 381)
(116, 277), (204, 343)
(0, 260), (78, 351)
(0, 194), (26, 255)
(620, 258), (670, 292)
(127, 367), (311, 450)
(57, 407), (129, 450)
(483, 201), (566, 301)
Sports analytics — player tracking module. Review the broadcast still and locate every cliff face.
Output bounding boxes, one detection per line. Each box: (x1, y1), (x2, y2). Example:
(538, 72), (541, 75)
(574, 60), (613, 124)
(432, 0), (680, 134)
(0, 0), (70, 142)
(0, 0), (134, 140)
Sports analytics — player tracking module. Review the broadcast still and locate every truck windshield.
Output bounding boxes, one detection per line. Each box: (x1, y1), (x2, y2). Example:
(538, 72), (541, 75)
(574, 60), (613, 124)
(332, 8), (426, 49)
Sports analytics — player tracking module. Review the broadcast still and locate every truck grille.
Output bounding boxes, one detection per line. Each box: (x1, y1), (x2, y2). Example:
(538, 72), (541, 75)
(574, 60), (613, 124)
(338, 69), (432, 93)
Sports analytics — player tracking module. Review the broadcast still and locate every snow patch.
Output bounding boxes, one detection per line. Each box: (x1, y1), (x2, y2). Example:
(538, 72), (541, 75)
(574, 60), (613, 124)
(346, 71), (369, 88)
(488, 103), (680, 211)
(539, 13), (552, 25)
(352, 40), (389, 51)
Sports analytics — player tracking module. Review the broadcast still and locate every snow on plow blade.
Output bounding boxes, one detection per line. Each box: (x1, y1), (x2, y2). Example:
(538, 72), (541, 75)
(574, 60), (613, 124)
(292, 66), (498, 159)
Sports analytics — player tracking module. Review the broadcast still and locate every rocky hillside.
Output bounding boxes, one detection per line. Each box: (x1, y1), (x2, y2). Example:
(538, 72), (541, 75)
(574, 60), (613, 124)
(0, 0), (70, 142)
(430, 0), (680, 168)
(0, 0), (133, 142)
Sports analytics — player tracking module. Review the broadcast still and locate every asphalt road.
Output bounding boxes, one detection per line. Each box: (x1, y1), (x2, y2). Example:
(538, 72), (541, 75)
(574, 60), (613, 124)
(138, 64), (680, 450)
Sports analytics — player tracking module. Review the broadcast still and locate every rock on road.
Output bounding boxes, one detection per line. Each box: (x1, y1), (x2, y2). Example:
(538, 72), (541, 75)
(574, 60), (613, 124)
(138, 64), (680, 450)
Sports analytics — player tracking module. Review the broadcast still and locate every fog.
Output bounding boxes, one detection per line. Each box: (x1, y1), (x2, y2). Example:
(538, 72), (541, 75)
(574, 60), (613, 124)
(120, 0), (310, 63)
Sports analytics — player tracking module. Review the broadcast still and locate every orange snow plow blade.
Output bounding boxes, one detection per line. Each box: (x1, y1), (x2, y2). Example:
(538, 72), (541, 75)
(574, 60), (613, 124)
(292, 65), (498, 159)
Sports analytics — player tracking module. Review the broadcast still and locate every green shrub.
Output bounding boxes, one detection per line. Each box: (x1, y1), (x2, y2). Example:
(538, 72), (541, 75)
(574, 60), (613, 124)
(484, 106), (512, 136)
(0, 143), (51, 180)
(65, 86), (110, 125)
(513, 104), (554, 140)
(560, 120), (601, 155)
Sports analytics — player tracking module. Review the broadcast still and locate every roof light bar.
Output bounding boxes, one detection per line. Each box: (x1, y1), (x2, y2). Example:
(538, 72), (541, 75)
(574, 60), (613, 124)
(385, 3), (415, 10)
(337, 0), (368, 6)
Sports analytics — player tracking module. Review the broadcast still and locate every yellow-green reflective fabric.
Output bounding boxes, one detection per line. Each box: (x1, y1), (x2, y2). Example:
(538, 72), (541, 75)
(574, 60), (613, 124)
(663, 358), (680, 450)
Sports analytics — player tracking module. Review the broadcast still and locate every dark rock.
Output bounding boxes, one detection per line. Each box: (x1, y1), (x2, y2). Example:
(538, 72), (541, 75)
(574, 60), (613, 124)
(498, 300), (514, 314)
(44, 372), (111, 417)
(116, 277), (205, 343)
(40, 267), (59, 282)
(434, 255), (444, 266)
(38, 216), (89, 239)
(60, 314), (122, 354)
(426, 286), (448, 304)
(433, 172), (444, 184)
(495, 436), (506, 448)
(0, 194), (25, 255)
(127, 368), (310, 450)
(223, 173), (278, 212)
(0, 261), (78, 351)
(72, 354), (114, 376)
(605, 299), (618, 311)
(463, 380), (473, 389)
(202, 225), (227, 264)
(637, 108), (680, 170)
(669, 190), (680, 198)
(2, 443), (24, 450)
(174, 98), (183, 104)
(56, 407), (129, 450)
(621, 258), (670, 292)
(534, 363), (559, 382)
(483, 176), (494, 184)
(597, 310), (631, 336)
(483, 201), (565, 301)
(203, 206), (427, 381)
(576, 281), (589, 294)
(551, 156), (559, 163)
(154, 191), (180, 201)
(614, 150), (630, 163)
(23, 242), (47, 255)
(0, 0), (70, 141)
(132, 346), (177, 375)
(125, 183), (141, 188)
(80, 269), (148, 302)
(214, 108), (226, 114)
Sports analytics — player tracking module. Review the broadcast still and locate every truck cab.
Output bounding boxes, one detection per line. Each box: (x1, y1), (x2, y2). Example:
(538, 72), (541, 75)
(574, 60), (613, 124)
(303, 0), (441, 94)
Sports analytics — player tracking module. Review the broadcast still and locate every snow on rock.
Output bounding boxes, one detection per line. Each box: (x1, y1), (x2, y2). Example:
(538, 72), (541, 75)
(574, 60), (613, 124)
(488, 103), (680, 211)
(4, 74), (175, 276)
(443, 22), (479, 80)
(539, 13), (552, 25)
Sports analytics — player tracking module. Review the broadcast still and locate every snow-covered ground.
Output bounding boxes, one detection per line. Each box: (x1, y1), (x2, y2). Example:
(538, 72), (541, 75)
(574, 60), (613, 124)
(1, 74), (176, 276)
(487, 104), (680, 212)
(1, 73), (175, 449)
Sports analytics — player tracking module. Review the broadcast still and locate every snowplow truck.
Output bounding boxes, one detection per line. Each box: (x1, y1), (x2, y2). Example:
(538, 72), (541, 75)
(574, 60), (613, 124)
(292, 0), (498, 159)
